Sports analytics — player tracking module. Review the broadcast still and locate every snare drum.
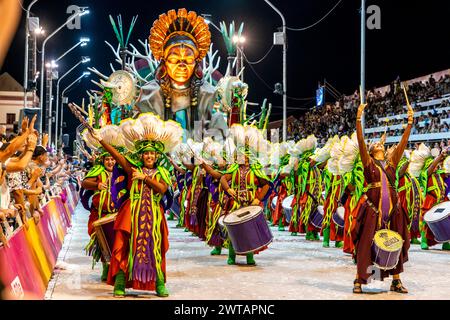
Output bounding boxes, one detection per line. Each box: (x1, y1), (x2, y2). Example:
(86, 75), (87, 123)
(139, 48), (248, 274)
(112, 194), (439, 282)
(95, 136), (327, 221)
(332, 206), (345, 228)
(271, 196), (278, 210)
(92, 213), (117, 262)
(424, 201), (450, 243)
(371, 229), (403, 270)
(310, 205), (324, 229)
(282, 195), (294, 223)
(223, 206), (273, 255)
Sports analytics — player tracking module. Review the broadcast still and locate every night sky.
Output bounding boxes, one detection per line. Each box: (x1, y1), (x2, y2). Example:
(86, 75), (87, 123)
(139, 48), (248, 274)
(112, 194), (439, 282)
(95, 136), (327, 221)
(2, 0), (449, 146)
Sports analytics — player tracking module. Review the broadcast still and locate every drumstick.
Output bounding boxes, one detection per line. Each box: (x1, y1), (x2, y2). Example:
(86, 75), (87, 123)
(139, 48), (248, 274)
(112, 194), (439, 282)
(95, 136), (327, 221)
(68, 103), (95, 135)
(401, 82), (411, 109)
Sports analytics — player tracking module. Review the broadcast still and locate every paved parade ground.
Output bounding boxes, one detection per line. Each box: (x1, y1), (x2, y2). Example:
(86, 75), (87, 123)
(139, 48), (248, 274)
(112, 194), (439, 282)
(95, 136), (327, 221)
(45, 204), (450, 300)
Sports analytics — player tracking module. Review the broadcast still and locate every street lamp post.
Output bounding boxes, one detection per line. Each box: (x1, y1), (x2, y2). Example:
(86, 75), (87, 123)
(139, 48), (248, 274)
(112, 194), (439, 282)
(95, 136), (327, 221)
(264, 0), (287, 142)
(54, 37), (90, 63)
(23, 0), (39, 93)
(233, 35), (246, 80)
(48, 38), (89, 147)
(45, 60), (58, 150)
(39, 7), (89, 134)
(59, 72), (90, 146)
(55, 57), (90, 147)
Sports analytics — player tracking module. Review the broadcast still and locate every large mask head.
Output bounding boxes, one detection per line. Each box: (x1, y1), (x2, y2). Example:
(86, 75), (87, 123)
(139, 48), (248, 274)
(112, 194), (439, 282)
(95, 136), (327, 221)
(164, 43), (197, 85)
(150, 9), (211, 84)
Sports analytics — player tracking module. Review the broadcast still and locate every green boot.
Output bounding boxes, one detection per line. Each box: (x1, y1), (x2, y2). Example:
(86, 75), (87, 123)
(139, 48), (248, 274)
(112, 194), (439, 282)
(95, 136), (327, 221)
(184, 227), (189, 232)
(335, 241), (343, 248)
(420, 231), (429, 250)
(246, 253), (256, 265)
(113, 270), (126, 297)
(306, 231), (313, 241)
(291, 232), (297, 236)
(410, 238), (420, 245)
(227, 244), (236, 265)
(210, 246), (222, 255)
(313, 231), (320, 241)
(101, 262), (109, 282)
(442, 242), (450, 251)
(156, 276), (169, 297)
(322, 227), (330, 247)
(278, 218), (285, 231)
(167, 211), (174, 221)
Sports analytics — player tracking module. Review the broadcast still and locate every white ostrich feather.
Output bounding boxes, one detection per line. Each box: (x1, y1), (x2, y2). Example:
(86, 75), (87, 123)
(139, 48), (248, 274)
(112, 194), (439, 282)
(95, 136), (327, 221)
(338, 133), (359, 174)
(137, 113), (162, 142)
(98, 125), (126, 148)
(408, 143), (431, 178)
(444, 156), (450, 174)
(81, 128), (101, 150)
(305, 134), (318, 152)
(119, 118), (144, 150)
(160, 120), (183, 153)
(327, 157), (340, 176)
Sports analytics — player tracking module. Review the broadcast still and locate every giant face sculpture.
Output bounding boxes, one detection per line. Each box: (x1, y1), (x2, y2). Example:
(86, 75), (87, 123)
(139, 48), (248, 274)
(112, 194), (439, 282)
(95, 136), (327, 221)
(164, 45), (197, 85)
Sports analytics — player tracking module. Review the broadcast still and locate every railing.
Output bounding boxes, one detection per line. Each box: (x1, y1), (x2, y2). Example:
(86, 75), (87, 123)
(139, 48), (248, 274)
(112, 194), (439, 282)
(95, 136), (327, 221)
(366, 117), (450, 134)
(0, 182), (79, 299)
(376, 97), (449, 123)
(382, 132), (450, 144)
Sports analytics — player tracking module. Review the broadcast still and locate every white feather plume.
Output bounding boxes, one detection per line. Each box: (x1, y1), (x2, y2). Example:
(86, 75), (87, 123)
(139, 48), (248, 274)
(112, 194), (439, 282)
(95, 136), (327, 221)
(444, 156), (450, 174)
(338, 133), (359, 174)
(408, 143), (432, 178)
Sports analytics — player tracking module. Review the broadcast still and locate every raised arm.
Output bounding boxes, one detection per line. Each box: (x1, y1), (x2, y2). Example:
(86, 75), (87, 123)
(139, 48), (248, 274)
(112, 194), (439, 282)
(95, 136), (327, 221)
(390, 103), (414, 167)
(427, 149), (447, 177)
(89, 131), (132, 175)
(0, 115), (36, 162)
(356, 103), (370, 167)
(5, 132), (38, 172)
(201, 162), (222, 180)
(170, 158), (186, 175)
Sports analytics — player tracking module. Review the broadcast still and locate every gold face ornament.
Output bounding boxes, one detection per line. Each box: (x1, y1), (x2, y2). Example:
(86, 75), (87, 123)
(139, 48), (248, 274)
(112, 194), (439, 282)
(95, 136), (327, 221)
(164, 45), (197, 86)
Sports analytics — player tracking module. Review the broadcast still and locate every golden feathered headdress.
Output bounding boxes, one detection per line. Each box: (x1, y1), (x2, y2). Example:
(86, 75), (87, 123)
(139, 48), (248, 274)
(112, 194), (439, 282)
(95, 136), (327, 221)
(149, 8), (211, 61)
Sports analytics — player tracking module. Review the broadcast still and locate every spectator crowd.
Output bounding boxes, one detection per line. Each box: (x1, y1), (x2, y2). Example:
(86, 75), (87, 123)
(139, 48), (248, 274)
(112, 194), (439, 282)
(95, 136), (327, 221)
(0, 115), (84, 248)
(286, 73), (450, 148)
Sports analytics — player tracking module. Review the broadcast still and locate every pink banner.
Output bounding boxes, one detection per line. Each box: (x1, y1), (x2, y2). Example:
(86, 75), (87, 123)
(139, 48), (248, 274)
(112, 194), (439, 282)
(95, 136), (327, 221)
(0, 231), (46, 299)
(0, 185), (79, 299)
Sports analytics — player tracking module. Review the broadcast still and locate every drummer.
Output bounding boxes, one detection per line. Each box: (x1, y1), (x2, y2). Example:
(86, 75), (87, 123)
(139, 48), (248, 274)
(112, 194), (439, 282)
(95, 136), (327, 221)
(81, 143), (120, 281)
(395, 154), (422, 245)
(199, 138), (228, 255)
(219, 131), (271, 266)
(417, 147), (449, 250)
(352, 102), (413, 294)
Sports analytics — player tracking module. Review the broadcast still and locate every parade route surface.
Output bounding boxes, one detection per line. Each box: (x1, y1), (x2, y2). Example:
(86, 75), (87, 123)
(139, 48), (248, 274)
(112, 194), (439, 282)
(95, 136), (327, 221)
(46, 204), (450, 300)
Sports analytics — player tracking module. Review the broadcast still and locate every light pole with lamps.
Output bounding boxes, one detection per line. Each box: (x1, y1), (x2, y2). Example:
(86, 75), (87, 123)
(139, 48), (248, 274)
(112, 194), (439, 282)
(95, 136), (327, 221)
(264, 0), (287, 141)
(38, 7), (89, 133)
(59, 71), (90, 146)
(232, 35), (246, 80)
(55, 56), (90, 147)
(48, 37), (90, 147)
(23, 0), (39, 92)
(54, 37), (90, 63)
